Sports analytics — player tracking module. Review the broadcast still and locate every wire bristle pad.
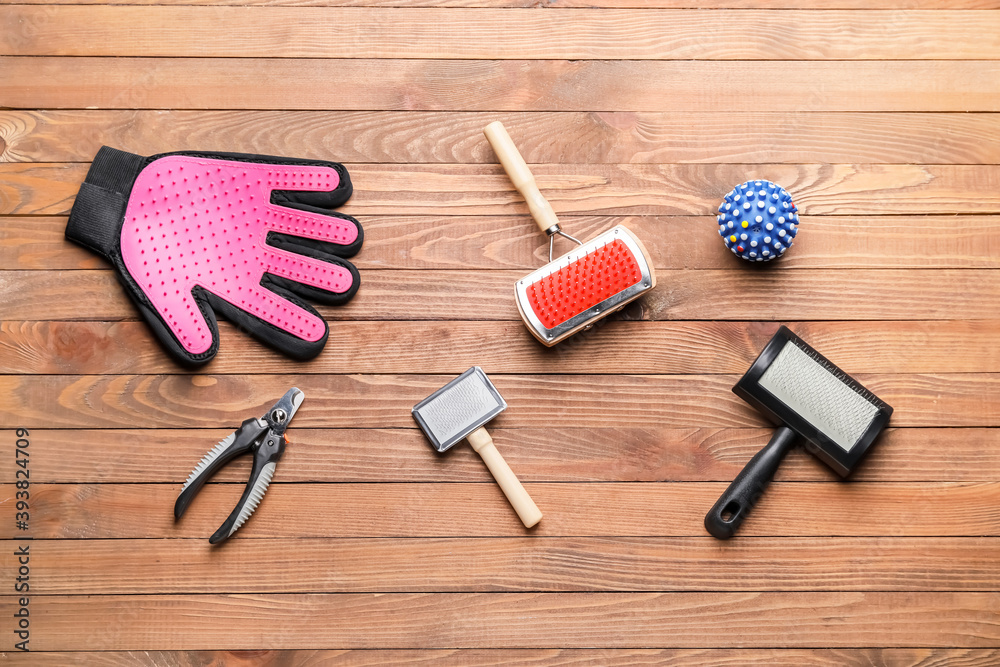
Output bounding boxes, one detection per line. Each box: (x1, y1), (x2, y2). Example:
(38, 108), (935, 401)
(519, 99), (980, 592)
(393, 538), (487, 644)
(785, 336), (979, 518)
(526, 239), (642, 329)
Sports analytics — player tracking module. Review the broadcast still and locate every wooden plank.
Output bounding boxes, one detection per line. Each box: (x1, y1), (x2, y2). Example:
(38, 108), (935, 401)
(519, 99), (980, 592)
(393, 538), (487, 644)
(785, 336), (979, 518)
(5, 321), (1000, 376)
(8, 214), (1000, 272)
(1, 373), (998, 429)
(6, 111), (1000, 165)
(0, 373), (759, 429)
(2, 0), (997, 8)
(8, 482), (999, 538)
(4, 427), (997, 484)
(11, 649), (1000, 667)
(4, 8), (1000, 60)
(6, 163), (1000, 218)
(9, 537), (998, 593)
(4, 58), (999, 111)
(3, 268), (999, 322)
(3, 592), (998, 649)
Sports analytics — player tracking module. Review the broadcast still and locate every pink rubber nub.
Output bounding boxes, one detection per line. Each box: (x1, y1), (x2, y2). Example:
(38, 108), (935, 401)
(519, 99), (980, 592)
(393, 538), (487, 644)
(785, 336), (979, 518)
(119, 156), (357, 355)
(525, 239), (642, 329)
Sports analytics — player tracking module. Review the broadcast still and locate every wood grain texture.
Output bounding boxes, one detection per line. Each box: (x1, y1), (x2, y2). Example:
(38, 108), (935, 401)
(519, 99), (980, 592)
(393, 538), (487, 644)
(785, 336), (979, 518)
(4, 8), (1000, 60)
(6, 111), (1000, 165)
(10, 649), (1000, 667)
(2, 0), (998, 8)
(5, 320), (999, 375)
(8, 482), (999, 538)
(3, 592), (998, 649)
(9, 214), (1000, 271)
(9, 537), (999, 593)
(4, 0), (999, 657)
(11, 649), (1000, 667)
(3, 268), (998, 322)
(6, 163), (1000, 218)
(4, 427), (997, 483)
(1, 373), (998, 429)
(4, 58), (1000, 111)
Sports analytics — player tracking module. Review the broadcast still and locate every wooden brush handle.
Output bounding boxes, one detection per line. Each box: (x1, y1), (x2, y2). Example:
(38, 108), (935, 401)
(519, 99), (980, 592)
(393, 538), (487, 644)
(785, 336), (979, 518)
(467, 427), (543, 528)
(484, 121), (560, 235)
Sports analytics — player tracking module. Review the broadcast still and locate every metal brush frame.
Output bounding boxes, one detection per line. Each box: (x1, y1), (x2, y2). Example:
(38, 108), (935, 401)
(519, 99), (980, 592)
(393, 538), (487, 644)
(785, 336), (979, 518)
(411, 367), (508, 453)
(515, 226), (654, 346)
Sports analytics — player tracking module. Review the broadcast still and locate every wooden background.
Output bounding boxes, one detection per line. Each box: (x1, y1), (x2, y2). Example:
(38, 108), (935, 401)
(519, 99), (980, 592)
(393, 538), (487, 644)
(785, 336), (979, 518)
(2, 0), (1000, 664)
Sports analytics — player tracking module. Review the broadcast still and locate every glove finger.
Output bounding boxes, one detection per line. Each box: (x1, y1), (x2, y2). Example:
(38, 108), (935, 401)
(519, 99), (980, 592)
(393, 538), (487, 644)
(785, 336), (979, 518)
(268, 160), (353, 210)
(201, 286), (329, 361)
(163, 151), (352, 209)
(261, 242), (360, 307)
(267, 201), (363, 259)
(128, 285), (221, 366)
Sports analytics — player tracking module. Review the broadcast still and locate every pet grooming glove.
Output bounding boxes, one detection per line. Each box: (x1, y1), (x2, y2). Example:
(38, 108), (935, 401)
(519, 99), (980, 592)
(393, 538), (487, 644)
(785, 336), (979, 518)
(66, 147), (363, 365)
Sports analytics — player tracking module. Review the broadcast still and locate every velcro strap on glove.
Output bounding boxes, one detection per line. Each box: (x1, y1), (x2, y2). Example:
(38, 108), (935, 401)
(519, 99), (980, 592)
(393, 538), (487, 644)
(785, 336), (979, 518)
(65, 147), (147, 257)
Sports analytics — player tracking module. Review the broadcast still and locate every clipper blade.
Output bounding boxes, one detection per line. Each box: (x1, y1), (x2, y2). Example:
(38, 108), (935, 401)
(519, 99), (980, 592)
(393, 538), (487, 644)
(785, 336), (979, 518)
(515, 226), (655, 346)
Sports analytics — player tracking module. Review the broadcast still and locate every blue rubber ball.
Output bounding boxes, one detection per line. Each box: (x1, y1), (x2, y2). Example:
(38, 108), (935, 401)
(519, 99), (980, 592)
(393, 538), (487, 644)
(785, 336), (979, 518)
(717, 180), (798, 262)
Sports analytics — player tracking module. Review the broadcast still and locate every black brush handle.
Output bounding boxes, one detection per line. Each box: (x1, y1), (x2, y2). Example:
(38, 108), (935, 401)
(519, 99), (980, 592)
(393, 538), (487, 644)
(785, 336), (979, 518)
(705, 425), (797, 539)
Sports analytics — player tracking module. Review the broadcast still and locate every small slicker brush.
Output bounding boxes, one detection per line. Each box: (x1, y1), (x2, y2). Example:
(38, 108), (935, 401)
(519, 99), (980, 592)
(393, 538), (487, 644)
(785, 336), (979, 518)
(413, 367), (542, 528)
(705, 326), (893, 539)
(484, 122), (656, 346)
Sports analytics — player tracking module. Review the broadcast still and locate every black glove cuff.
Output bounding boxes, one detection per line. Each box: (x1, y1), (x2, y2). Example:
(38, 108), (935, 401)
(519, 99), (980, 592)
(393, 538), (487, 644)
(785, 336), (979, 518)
(65, 146), (147, 258)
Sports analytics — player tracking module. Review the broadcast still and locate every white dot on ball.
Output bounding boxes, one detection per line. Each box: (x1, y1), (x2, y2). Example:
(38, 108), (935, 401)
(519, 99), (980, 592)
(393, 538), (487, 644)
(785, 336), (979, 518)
(769, 206), (776, 213)
(755, 216), (763, 223)
(756, 257), (764, 262)
(741, 233), (748, 240)
(719, 225), (726, 232)
(758, 190), (766, 196)
(726, 203), (732, 210)
(757, 201), (765, 209)
(763, 249), (770, 256)
(728, 221), (734, 228)
(778, 229), (786, 237)
(734, 195), (741, 201)
(754, 181), (761, 185)
(772, 193), (779, 200)
(778, 216), (785, 223)
(750, 240), (758, 247)
(766, 223), (773, 230)
(764, 236), (771, 243)
(743, 202), (751, 209)
(783, 202), (789, 208)
(750, 251), (757, 257)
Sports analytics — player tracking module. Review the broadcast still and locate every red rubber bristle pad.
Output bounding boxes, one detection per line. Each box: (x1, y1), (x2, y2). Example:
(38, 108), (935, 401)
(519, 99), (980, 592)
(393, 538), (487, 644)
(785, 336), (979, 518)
(526, 239), (642, 329)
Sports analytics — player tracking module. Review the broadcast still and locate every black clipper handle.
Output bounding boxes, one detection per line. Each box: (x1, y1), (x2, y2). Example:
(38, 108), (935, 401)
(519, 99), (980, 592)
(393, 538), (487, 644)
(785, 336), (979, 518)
(705, 425), (797, 539)
(210, 432), (287, 544)
(174, 417), (267, 521)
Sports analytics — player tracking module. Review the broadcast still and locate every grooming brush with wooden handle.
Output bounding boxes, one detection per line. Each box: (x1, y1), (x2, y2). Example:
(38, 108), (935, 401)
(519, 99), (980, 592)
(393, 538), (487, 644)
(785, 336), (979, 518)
(705, 326), (893, 539)
(413, 366), (542, 528)
(484, 121), (656, 346)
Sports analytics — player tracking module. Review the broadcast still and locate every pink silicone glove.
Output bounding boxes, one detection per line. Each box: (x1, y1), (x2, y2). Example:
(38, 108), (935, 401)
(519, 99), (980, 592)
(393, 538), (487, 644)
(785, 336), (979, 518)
(66, 147), (362, 365)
